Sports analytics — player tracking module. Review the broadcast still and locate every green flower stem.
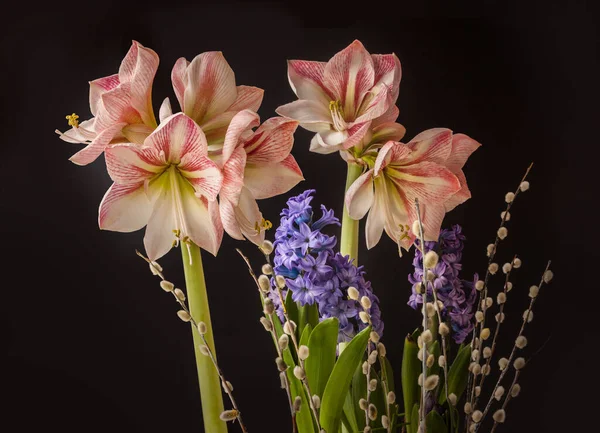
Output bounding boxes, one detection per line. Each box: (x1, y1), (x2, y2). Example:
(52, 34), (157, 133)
(340, 162), (363, 264)
(181, 243), (227, 433)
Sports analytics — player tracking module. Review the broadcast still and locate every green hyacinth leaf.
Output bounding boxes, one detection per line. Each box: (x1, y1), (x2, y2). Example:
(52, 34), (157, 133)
(402, 334), (420, 427)
(305, 317), (339, 398)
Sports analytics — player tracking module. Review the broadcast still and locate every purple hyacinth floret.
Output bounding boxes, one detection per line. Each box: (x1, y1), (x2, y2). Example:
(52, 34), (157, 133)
(408, 224), (477, 344)
(269, 190), (383, 342)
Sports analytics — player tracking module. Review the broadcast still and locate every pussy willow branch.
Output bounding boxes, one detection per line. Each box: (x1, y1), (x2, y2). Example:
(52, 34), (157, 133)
(489, 369), (521, 433)
(415, 198), (428, 433)
(136, 251), (248, 433)
(236, 249), (297, 433)
(378, 352), (393, 433)
(466, 162), (533, 408)
(472, 255), (518, 409)
(430, 285), (452, 431)
(475, 261), (551, 431)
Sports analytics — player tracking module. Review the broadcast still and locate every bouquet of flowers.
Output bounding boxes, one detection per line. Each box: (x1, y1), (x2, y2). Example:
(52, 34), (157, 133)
(57, 40), (553, 433)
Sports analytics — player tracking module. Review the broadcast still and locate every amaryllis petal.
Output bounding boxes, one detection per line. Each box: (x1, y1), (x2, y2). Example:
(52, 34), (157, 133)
(245, 117), (298, 164)
(56, 119), (96, 144)
(276, 99), (332, 125)
(105, 143), (162, 184)
(69, 122), (127, 166)
(228, 85), (264, 112)
(179, 155), (223, 202)
(121, 123), (154, 144)
(145, 113), (208, 165)
(323, 40), (375, 118)
(94, 84), (142, 131)
(181, 52), (237, 125)
(444, 170), (472, 212)
(345, 169), (374, 220)
(365, 177), (387, 250)
(309, 134), (344, 154)
(405, 128), (453, 165)
(419, 204), (447, 242)
(98, 182), (153, 232)
(222, 110), (260, 165)
(219, 197), (244, 240)
(389, 161), (461, 204)
(370, 122), (406, 144)
(372, 105), (400, 128)
(446, 133), (481, 171)
(171, 57), (189, 110)
(244, 155), (304, 200)
(89, 74), (119, 116)
(354, 84), (391, 123)
(372, 53), (402, 103)
(373, 141), (411, 176)
(342, 121), (372, 149)
(287, 60), (330, 105)
(219, 147), (247, 204)
(233, 187), (265, 246)
(118, 41), (159, 127)
(159, 97), (173, 122)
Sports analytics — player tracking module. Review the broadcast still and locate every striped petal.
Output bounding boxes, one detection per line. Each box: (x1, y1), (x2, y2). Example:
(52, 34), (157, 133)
(370, 122), (406, 145)
(105, 143), (162, 184)
(372, 53), (402, 103)
(159, 97), (173, 122)
(323, 40), (375, 120)
(233, 187), (265, 246)
(171, 57), (190, 111)
(342, 121), (372, 149)
(287, 60), (330, 105)
(182, 52), (238, 125)
(244, 155), (303, 200)
(89, 74), (119, 116)
(372, 105), (399, 127)
(222, 110), (260, 165)
(276, 99), (332, 125)
(373, 141), (412, 176)
(345, 169), (374, 220)
(98, 182), (152, 232)
(405, 128), (453, 164)
(219, 147), (247, 205)
(118, 41), (159, 127)
(354, 84), (391, 123)
(69, 122), (127, 166)
(446, 133), (481, 171)
(228, 85), (264, 112)
(145, 113), (208, 165)
(444, 169), (471, 212)
(245, 117), (298, 164)
(220, 197), (244, 240)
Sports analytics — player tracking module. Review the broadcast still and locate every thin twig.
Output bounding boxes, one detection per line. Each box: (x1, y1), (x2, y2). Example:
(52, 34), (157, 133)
(415, 198), (429, 433)
(236, 248), (298, 433)
(136, 251), (248, 433)
(475, 261), (551, 431)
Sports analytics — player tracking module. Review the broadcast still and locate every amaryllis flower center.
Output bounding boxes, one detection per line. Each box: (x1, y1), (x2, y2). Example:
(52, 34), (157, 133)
(329, 100), (348, 131)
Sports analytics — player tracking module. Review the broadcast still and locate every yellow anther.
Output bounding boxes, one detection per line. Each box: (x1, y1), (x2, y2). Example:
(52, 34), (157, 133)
(66, 113), (80, 128)
(261, 219), (273, 230)
(173, 229), (181, 237)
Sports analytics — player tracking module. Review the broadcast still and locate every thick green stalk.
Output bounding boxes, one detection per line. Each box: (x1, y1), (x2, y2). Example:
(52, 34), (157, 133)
(340, 162), (363, 264)
(181, 243), (227, 433)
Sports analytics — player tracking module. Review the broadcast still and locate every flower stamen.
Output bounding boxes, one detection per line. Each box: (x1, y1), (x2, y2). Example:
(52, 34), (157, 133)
(329, 100), (347, 132)
(66, 113), (80, 128)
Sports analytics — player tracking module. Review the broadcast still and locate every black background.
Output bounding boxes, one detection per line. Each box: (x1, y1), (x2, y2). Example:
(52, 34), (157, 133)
(1, 2), (597, 432)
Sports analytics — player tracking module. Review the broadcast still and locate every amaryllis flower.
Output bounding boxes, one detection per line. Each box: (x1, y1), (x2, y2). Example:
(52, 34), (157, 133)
(171, 52), (264, 147)
(218, 111), (303, 245)
(276, 40), (402, 154)
(57, 41), (160, 166)
(99, 113), (223, 260)
(345, 128), (480, 251)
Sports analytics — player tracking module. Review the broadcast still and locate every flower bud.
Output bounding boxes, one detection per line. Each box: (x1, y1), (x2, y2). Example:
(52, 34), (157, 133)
(359, 311), (370, 323)
(472, 410), (483, 422)
(488, 263), (499, 275)
(362, 361), (369, 375)
(439, 322), (450, 336)
(475, 386), (481, 396)
(149, 261), (163, 275)
(502, 263), (512, 274)
(415, 282), (424, 294)
(505, 281), (513, 292)
(312, 394), (321, 409)
(387, 391), (396, 404)
(523, 309), (534, 322)
(275, 357), (287, 372)
(360, 296), (372, 310)
(480, 328), (491, 340)
(261, 264), (273, 275)
(424, 375), (439, 391)
(510, 383), (521, 397)
(448, 393), (457, 406)
(495, 312), (505, 323)
(382, 415), (390, 429)
(368, 378), (378, 392)
(377, 342), (387, 357)
(293, 366), (306, 380)
(222, 380), (233, 392)
(160, 280), (174, 292)
(464, 402), (473, 414)
(438, 355), (446, 367)
(519, 181), (530, 191)
(275, 275), (286, 289)
(424, 251), (439, 269)
(498, 357), (508, 370)
(472, 349), (480, 362)
(471, 363), (481, 376)
(422, 329), (433, 344)
(368, 350), (378, 365)
(516, 336), (528, 349)
(426, 354), (435, 368)
(487, 243), (496, 257)
(505, 192), (515, 203)
(264, 298), (275, 315)
(475, 311), (484, 322)
(501, 211), (511, 221)
(174, 288), (186, 301)
(412, 220), (423, 237)
(177, 310), (191, 322)
(293, 396), (302, 412)
(513, 357), (526, 370)
(260, 240), (274, 254)
(258, 274), (271, 293)
(513, 257), (522, 268)
(359, 398), (368, 410)
(199, 344), (210, 356)
(284, 320), (296, 335)
(278, 334), (289, 350)
(494, 386), (505, 401)
(298, 345), (310, 361)
(497, 227), (508, 240)
(260, 316), (272, 331)
(426, 302), (436, 318)
(493, 409), (506, 423)
(220, 410), (238, 422)
(529, 285), (539, 298)
(483, 347), (492, 359)
(368, 404), (377, 421)
(369, 331), (380, 343)
(475, 280), (485, 291)
(543, 270), (554, 283)
(347, 286), (359, 300)
(497, 292), (506, 304)
(197, 321), (207, 335)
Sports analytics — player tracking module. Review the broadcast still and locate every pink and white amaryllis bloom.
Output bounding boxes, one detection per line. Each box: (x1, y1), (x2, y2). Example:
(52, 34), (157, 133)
(99, 113), (223, 260)
(345, 128), (480, 252)
(219, 110), (303, 245)
(276, 40), (402, 155)
(57, 41), (160, 166)
(171, 52), (264, 148)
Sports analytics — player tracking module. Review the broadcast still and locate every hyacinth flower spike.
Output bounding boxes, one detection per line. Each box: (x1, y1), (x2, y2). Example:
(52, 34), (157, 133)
(218, 110), (303, 245)
(276, 40), (401, 155)
(57, 41), (160, 165)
